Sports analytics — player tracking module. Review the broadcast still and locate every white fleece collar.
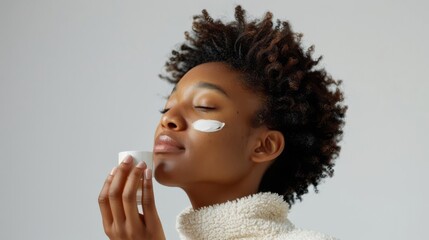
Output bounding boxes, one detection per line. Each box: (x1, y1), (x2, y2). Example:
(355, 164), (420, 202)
(176, 192), (295, 240)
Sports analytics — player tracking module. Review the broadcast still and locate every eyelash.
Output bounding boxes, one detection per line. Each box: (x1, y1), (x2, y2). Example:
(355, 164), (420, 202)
(159, 106), (215, 114)
(159, 108), (170, 114)
(194, 106), (216, 111)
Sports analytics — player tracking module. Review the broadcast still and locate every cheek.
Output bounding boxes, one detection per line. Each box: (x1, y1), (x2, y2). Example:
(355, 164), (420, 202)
(190, 126), (246, 154)
(188, 127), (250, 177)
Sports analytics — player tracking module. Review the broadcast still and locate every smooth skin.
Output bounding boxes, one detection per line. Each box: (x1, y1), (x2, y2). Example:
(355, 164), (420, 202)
(98, 155), (166, 239)
(153, 62), (285, 209)
(98, 62), (285, 239)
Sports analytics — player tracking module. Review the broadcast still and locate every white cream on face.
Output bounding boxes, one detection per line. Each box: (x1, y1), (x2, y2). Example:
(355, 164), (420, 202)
(192, 119), (225, 132)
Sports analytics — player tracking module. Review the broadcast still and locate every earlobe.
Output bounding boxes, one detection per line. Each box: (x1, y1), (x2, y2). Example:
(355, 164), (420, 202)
(251, 130), (285, 163)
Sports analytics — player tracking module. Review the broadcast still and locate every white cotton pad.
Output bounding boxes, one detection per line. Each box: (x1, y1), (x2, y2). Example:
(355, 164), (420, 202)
(192, 119), (225, 132)
(118, 150), (153, 206)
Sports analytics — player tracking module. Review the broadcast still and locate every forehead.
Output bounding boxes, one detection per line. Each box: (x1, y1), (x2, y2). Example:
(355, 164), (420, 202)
(172, 62), (251, 98)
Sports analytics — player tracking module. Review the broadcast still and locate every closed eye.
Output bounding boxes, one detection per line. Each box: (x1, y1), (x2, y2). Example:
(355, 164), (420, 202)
(160, 106), (215, 114)
(159, 108), (170, 114)
(194, 106), (216, 111)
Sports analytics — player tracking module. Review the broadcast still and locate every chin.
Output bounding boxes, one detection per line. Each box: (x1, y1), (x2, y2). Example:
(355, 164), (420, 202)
(153, 162), (183, 187)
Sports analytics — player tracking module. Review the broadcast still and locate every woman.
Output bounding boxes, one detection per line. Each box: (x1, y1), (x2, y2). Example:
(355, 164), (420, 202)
(98, 5), (347, 240)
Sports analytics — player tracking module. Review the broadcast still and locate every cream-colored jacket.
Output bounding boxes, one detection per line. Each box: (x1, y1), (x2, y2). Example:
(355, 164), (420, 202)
(176, 192), (338, 240)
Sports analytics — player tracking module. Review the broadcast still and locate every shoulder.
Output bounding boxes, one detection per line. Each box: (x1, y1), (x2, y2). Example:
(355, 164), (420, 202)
(276, 228), (339, 240)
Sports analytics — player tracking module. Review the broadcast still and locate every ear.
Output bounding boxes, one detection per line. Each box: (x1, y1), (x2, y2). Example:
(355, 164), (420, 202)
(251, 130), (285, 163)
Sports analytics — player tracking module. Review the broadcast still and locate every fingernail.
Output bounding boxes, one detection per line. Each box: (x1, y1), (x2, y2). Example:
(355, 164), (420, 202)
(145, 168), (152, 180)
(110, 166), (117, 176)
(122, 155), (133, 164)
(136, 161), (146, 169)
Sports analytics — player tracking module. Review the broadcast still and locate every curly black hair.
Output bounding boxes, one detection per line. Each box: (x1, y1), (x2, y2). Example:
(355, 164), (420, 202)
(159, 5), (347, 207)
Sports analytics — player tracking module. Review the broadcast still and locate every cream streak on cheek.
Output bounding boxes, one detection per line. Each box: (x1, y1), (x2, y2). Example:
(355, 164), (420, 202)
(192, 119), (225, 132)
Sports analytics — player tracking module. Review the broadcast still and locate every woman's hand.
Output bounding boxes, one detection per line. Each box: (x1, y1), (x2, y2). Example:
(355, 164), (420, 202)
(98, 155), (166, 240)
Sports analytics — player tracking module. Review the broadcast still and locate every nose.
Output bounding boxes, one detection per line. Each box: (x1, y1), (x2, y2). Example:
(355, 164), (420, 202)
(160, 107), (187, 131)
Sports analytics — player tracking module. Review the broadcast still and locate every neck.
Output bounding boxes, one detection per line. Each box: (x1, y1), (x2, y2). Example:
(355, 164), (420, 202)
(183, 184), (257, 209)
(181, 170), (263, 209)
(177, 159), (272, 209)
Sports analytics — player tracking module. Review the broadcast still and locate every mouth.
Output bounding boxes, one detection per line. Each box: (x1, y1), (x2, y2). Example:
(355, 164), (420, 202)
(153, 134), (185, 153)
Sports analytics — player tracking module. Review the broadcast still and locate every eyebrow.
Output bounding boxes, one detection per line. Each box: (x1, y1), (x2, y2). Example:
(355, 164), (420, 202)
(196, 82), (229, 97)
(170, 82), (229, 98)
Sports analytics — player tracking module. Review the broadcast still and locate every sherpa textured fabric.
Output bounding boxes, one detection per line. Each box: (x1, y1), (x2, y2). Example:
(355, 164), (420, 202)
(176, 192), (338, 240)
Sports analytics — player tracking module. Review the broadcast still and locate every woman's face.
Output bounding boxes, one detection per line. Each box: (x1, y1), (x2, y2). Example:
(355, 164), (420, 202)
(153, 62), (265, 188)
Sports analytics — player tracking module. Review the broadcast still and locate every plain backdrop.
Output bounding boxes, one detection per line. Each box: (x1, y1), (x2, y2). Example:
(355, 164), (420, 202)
(1, 0), (428, 239)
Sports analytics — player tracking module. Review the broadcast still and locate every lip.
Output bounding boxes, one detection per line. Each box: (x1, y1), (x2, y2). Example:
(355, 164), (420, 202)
(153, 134), (185, 153)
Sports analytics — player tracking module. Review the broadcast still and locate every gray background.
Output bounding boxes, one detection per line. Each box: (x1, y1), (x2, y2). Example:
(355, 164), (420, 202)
(1, 0), (428, 239)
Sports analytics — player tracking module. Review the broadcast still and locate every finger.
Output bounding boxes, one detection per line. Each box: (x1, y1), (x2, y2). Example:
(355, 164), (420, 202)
(122, 161), (146, 226)
(142, 168), (162, 230)
(109, 155), (134, 224)
(98, 168), (116, 229)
